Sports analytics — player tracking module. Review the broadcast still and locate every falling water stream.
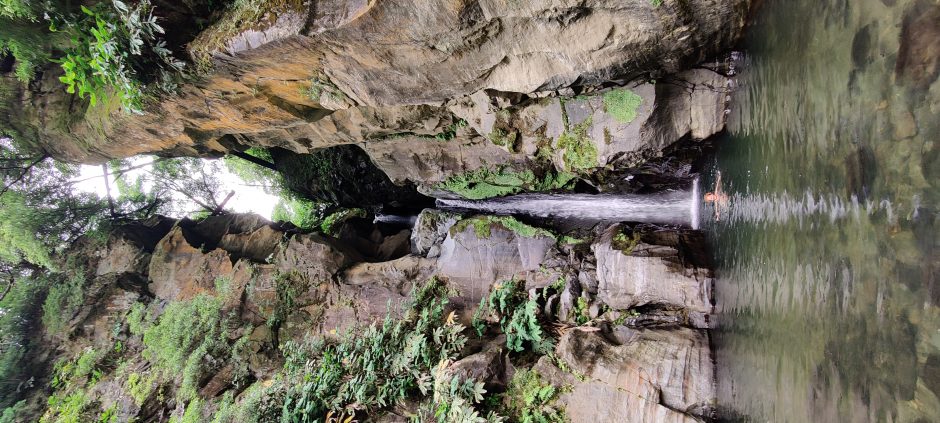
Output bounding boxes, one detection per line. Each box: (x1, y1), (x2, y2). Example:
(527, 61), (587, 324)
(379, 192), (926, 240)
(436, 178), (701, 229)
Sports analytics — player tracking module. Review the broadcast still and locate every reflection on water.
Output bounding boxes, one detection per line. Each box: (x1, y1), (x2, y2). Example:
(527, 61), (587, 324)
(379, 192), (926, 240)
(711, 0), (938, 421)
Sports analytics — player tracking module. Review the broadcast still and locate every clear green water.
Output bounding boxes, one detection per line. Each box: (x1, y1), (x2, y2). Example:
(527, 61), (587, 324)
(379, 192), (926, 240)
(710, 0), (939, 421)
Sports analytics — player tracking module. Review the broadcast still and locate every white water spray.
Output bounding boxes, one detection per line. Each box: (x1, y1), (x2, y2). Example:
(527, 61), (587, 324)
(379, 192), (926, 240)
(437, 178), (702, 229)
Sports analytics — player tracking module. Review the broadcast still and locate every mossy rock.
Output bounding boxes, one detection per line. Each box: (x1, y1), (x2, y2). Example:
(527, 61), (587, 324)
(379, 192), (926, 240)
(452, 216), (556, 240)
(437, 166), (578, 200)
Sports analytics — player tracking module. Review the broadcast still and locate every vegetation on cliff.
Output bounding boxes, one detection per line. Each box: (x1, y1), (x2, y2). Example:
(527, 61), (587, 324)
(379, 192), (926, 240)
(437, 166), (577, 200)
(1, 0), (188, 111)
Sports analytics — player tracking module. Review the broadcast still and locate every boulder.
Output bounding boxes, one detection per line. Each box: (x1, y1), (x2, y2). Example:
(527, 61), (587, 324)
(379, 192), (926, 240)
(449, 337), (512, 391)
(310, 256), (439, 337)
(436, 216), (557, 312)
(535, 327), (716, 422)
(410, 209), (462, 257)
(273, 233), (359, 284)
(148, 227), (235, 301)
(94, 216), (176, 277)
(218, 224), (284, 262)
(592, 225), (713, 322)
(180, 214), (271, 250)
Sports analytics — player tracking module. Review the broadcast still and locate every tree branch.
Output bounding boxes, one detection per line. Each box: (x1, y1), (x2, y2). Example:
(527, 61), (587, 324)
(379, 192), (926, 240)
(212, 191), (235, 215)
(230, 150), (277, 171)
(0, 154), (48, 198)
(0, 277), (13, 303)
(101, 164), (116, 218)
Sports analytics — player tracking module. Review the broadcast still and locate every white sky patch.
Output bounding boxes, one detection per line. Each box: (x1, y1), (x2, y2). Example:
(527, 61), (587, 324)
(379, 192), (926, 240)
(71, 156), (279, 219)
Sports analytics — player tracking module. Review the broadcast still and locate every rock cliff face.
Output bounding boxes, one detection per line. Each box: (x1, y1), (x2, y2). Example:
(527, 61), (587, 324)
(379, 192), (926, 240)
(5, 1), (748, 194)
(31, 211), (716, 422)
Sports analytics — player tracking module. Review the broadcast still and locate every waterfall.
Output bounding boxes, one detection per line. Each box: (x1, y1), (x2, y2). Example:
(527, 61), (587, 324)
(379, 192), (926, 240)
(438, 178), (701, 229)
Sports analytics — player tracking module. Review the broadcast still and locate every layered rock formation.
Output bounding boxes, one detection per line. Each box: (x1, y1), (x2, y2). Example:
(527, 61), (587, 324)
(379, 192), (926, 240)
(4, 1), (748, 193)
(33, 208), (716, 422)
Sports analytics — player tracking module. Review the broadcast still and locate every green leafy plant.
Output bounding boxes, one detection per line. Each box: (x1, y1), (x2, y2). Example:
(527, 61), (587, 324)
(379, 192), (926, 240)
(140, 294), (232, 400)
(57, 0), (184, 111)
(126, 371), (159, 406)
(267, 270), (307, 330)
(42, 274), (86, 336)
(472, 279), (552, 354)
(40, 390), (93, 423)
(611, 230), (641, 254)
(170, 397), (205, 423)
(499, 369), (565, 423)
(571, 297), (590, 326)
(556, 116), (597, 172)
(414, 372), (503, 423)
(0, 400), (26, 423)
(434, 119), (469, 141)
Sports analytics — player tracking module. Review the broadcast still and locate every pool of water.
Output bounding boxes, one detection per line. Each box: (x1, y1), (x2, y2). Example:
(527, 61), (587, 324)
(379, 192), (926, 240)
(709, 0), (939, 421)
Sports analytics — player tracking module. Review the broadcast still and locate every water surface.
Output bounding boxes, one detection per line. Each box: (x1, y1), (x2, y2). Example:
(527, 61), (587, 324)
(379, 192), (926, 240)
(712, 0), (939, 421)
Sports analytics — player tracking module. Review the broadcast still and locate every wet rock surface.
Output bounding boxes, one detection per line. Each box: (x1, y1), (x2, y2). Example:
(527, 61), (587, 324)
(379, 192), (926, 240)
(436, 216), (559, 311)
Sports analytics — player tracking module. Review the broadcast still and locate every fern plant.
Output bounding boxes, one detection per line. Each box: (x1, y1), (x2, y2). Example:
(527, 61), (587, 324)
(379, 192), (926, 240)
(279, 277), (468, 422)
(472, 279), (553, 354)
(413, 370), (504, 423)
(500, 369), (565, 423)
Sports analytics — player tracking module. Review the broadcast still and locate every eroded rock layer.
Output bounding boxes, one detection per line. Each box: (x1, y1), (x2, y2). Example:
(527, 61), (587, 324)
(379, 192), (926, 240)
(6, 0), (749, 174)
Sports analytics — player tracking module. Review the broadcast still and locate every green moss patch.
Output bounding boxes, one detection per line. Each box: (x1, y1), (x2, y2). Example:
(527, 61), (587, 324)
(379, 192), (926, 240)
(301, 72), (348, 105)
(437, 166), (577, 200)
(488, 128), (518, 150)
(557, 117), (598, 171)
(320, 208), (366, 235)
(452, 216), (556, 240)
(611, 231), (642, 255)
(602, 88), (643, 123)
